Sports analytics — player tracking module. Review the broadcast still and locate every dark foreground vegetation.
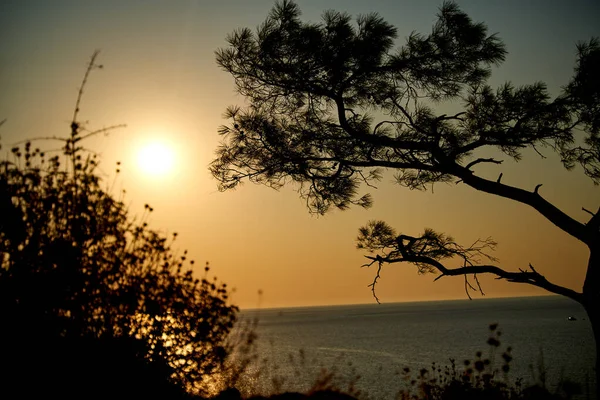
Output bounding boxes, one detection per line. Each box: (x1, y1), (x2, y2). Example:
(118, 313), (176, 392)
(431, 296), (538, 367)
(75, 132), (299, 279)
(0, 53), (237, 398)
(1, 0), (596, 398)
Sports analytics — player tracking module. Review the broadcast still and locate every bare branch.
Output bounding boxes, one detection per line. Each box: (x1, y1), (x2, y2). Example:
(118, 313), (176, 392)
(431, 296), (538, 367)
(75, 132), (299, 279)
(532, 144), (547, 159)
(79, 124), (127, 141)
(72, 50), (103, 127)
(357, 170), (379, 189)
(382, 254), (582, 303)
(465, 158), (503, 170)
(358, 223), (582, 303)
(586, 206), (600, 231)
(389, 97), (428, 137)
(583, 207), (596, 217)
(10, 136), (68, 146)
(362, 256), (382, 304)
(473, 274), (485, 296)
(455, 167), (591, 245)
(464, 275), (478, 299)
(372, 120), (409, 135)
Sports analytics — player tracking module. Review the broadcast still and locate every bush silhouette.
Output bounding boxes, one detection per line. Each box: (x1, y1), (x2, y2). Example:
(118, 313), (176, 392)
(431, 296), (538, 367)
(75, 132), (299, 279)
(0, 52), (237, 397)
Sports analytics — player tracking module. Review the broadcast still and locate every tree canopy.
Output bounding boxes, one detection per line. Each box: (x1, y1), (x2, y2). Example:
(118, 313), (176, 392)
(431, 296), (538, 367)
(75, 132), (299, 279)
(213, 0), (598, 214)
(212, 0), (599, 297)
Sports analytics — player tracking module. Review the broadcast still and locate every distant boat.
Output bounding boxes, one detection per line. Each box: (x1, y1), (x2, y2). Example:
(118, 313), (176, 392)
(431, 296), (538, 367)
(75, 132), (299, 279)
(567, 316), (577, 321)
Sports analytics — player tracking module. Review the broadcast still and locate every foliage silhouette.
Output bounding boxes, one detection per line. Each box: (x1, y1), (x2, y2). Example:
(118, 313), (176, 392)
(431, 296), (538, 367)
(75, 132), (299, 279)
(0, 52), (237, 397)
(211, 0), (599, 393)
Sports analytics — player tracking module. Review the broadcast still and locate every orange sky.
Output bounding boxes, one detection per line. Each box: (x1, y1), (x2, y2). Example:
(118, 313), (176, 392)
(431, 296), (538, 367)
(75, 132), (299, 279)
(1, 0), (599, 308)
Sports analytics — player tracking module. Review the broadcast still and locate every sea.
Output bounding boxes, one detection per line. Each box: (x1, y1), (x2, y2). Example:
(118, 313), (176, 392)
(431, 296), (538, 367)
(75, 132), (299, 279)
(235, 296), (596, 399)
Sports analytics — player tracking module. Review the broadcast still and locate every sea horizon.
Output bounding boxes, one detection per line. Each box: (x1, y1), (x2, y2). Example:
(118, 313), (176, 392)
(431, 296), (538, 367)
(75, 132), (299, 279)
(239, 293), (564, 313)
(236, 295), (596, 399)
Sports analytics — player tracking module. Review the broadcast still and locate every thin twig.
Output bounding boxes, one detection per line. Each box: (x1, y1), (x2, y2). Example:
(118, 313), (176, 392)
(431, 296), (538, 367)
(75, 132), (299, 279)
(72, 50), (102, 127)
(582, 207), (596, 217)
(363, 257), (383, 304)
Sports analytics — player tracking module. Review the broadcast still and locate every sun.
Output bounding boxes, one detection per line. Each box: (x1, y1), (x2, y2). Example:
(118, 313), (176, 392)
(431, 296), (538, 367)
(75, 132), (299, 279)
(136, 142), (175, 177)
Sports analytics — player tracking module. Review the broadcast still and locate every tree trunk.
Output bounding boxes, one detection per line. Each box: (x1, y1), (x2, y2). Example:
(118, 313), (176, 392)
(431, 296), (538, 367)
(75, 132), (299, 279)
(582, 246), (600, 399)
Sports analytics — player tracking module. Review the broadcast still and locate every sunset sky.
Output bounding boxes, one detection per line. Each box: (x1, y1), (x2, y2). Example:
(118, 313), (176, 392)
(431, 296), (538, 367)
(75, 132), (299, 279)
(1, 0), (599, 309)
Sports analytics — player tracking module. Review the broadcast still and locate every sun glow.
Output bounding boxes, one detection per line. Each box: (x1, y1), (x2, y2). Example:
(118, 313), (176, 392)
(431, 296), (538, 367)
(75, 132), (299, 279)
(136, 141), (175, 177)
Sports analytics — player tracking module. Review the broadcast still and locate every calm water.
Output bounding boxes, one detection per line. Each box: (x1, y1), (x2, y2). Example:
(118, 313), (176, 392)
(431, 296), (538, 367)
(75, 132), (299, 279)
(236, 296), (596, 399)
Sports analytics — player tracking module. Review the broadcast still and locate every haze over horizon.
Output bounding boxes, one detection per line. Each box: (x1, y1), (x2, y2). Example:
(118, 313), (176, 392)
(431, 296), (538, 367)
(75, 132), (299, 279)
(1, 0), (599, 309)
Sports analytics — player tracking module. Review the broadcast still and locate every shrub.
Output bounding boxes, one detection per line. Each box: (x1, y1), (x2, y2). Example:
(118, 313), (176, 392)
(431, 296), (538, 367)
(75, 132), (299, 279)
(0, 52), (237, 397)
